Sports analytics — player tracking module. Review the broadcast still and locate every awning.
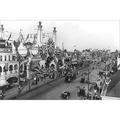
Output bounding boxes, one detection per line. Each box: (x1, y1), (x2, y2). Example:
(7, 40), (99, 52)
(7, 77), (18, 84)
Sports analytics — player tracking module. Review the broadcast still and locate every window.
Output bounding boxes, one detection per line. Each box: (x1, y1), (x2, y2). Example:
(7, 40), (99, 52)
(5, 55), (6, 61)
(12, 56), (15, 61)
(12, 55), (16, 61)
(0, 66), (2, 75)
(9, 65), (13, 73)
(3, 66), (8, 75)
(0, 56), (2, 61)
(14, 64), (18, 72)
(9, 55), (10, 61)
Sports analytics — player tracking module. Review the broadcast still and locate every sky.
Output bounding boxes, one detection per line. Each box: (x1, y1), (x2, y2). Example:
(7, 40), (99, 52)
(0, 20), (119, 51)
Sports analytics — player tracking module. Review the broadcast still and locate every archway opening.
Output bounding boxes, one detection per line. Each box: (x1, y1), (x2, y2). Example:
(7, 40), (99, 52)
(9, 65), (13, 73)
(0, 66), (2, 75)
(14, 64), (18, 72)
(7, 77), (18, 85)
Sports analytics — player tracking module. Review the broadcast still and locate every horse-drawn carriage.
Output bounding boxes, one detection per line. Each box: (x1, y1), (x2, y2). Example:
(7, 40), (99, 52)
(77, 87), (86, 98)
(61, 91), (71, 100)
(64, 67), (77, 83)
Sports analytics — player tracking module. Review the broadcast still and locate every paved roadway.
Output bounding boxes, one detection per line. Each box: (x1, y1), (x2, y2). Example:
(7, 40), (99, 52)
(29, 63), (105, 100)
(2, 61), (106, 100)
(16, 67), (90, 100)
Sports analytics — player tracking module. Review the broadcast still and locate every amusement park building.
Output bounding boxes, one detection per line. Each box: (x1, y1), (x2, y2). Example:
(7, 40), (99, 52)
(0, 26), (19, 86)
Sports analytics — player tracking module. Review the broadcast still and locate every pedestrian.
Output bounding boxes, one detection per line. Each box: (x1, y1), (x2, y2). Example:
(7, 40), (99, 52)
(18, 85), (21, 95)
(82, 87), (86, 97)
(0, 90), (5, 100)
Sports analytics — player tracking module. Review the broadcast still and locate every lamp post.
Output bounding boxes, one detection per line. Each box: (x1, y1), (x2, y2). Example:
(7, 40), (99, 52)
(87, 67), (90, 94)
(104, 52), (107, 84)
(101, 51), (108, 96)
(18, 58), (21, 95)
(27, 57), (32, 91)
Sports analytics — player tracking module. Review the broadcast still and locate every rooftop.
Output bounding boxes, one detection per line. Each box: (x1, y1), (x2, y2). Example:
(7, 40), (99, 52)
(0, 38), (12, 52)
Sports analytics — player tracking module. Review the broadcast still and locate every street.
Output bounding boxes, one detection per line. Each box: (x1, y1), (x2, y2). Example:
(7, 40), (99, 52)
(23, 63), (105, 100)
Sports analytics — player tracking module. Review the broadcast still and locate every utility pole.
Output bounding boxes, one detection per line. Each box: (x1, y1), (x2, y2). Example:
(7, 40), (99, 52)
(88, 67), (90, 94)
(101, 51), (107, 96)
(62, 42), (64, 51)
(18, 58), (21, 95)
(104, 51), (107, 82)
(27, 57), (31, 91)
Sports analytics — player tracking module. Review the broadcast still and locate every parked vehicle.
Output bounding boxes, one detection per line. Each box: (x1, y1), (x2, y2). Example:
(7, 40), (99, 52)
(61, 91), (71, 99)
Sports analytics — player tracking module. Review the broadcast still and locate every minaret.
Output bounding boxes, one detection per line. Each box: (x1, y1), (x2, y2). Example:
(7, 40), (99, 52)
(53, 27), (57, 47)
(0, 25), (4, 39)
(37, 21), (42, 46)
(62, 42), (64, 51)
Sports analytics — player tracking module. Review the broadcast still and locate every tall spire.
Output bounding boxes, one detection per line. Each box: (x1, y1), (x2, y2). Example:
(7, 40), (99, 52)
(0, 25), (4, 39)
(37, 21), (42, 44)
(53, 27), (57, 47)
(62, 42), (64, 51)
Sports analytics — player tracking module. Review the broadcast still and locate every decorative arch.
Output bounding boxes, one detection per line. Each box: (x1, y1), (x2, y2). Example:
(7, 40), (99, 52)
(3, 66), (8, 72)
(9, 65), (13, 73)
(0, 66), (2, 73)
(7, 77), (18, 84)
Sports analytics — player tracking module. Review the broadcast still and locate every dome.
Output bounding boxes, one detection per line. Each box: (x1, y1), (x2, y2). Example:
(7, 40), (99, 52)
(18, 42), (27, 55)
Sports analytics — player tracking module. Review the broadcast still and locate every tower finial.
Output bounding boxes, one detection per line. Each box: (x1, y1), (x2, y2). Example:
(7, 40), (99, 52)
(53, 27), (57, 33)
(38, 21), (42, 29)
(0, 24), (4, 32)
(53, 27), (57, 47)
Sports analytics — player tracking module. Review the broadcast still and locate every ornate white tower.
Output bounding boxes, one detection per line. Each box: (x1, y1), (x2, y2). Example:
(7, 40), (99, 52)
(0, 25), (4, 39)
(37, 21), (42, 47)
(53, 27), (57, 47)
(62, 42), (64, 51)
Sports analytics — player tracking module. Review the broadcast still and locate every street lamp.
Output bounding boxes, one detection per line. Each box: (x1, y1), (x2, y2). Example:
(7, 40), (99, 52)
(27, 57), (32, 91)
(87, 67), (90, 94)
(18, 58), (21, 95)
